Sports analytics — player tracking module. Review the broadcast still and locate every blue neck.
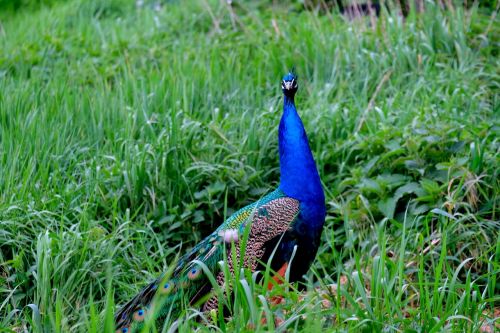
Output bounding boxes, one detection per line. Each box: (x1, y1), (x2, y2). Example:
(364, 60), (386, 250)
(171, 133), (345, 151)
(278, 96), (325, 204)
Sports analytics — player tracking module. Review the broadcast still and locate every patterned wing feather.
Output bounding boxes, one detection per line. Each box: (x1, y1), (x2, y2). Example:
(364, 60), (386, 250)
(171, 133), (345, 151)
(202, 196), (300, 311)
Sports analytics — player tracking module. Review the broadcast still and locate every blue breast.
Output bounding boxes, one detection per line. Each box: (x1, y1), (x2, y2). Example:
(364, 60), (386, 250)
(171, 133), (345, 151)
(278, 84), (325, 233)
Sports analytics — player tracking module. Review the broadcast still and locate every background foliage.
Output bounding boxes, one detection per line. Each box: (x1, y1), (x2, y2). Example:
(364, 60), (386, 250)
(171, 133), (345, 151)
(0, 0), (498, 332)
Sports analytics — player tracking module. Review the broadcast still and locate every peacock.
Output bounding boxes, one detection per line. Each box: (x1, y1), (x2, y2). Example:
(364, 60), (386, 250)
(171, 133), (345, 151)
(114, 72), (326, 332)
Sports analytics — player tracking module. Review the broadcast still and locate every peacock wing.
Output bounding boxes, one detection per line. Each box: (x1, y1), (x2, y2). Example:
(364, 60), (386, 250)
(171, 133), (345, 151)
(201, 195), (300, 312)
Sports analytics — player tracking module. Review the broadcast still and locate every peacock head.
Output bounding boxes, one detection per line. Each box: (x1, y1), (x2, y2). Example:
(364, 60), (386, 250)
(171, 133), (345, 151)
(281, 72), (298, 97)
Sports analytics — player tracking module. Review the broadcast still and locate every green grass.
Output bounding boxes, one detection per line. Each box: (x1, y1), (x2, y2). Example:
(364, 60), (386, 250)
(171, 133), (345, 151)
(0, 0), (499, 332)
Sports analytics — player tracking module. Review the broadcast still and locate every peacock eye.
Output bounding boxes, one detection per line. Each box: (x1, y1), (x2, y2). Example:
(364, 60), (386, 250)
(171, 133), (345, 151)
(160, 281), (175, 295)
(187, 266), (202, 280)
(133, 308), (146, 322)
(115, 327), (129, 333)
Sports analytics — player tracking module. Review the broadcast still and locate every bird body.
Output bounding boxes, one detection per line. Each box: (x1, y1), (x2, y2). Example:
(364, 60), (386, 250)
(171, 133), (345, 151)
(115, 72), (325, 332)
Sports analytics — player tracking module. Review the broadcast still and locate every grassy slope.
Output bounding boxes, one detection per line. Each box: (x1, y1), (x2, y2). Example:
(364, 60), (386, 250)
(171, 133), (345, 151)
(0, 0), (499, 332)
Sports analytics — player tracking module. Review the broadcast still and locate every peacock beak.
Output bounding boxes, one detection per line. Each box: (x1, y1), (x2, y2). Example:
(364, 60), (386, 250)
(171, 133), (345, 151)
(282, 80), (296, 90)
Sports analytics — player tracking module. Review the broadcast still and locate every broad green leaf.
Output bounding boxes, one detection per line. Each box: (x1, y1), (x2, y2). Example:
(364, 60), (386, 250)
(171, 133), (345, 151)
(378, 197), (397, 219)
(394, 182), (424, 202)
